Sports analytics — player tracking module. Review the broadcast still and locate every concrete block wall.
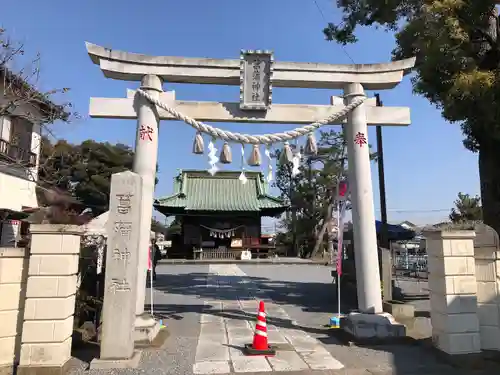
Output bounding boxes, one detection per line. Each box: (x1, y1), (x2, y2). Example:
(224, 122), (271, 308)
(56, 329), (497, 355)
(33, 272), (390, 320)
(0, 247), (28, 372)
(17, 224), (82, 373)
(425, 230), (481, 355)
(474, 247), (500, 350)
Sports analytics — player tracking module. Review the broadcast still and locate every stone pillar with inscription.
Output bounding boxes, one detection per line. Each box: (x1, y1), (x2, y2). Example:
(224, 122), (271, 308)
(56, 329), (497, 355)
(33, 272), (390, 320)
(90, 171), (143, 369)
(133, 74), (162, 342)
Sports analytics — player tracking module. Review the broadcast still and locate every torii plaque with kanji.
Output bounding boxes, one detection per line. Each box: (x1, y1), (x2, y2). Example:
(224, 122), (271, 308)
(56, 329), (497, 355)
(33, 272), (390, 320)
(239, 50), (273, 111)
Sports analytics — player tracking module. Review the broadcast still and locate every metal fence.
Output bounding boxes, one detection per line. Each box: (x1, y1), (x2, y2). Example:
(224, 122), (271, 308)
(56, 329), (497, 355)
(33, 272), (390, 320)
(195, 248), (238, 260)
(393, 254), (428, 272)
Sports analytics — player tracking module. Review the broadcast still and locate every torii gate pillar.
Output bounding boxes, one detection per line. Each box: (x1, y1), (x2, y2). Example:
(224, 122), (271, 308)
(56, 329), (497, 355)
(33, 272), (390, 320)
(344, 83), (382, 313)
(132, 74), (162, 340)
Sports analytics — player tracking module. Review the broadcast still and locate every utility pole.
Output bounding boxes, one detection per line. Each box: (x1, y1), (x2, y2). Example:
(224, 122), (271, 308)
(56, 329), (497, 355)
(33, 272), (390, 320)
(375, 93), (389, 249)
(375, 94), (394, 302)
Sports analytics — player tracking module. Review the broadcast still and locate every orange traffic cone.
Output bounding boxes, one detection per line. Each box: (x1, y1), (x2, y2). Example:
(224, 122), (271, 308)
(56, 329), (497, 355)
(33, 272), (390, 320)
(244, 301), (276, 356)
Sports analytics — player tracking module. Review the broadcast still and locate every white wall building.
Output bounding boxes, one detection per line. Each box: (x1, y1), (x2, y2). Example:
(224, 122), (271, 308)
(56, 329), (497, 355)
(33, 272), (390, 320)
(0, 115), (40, 210)
(0, 68), (67, 245)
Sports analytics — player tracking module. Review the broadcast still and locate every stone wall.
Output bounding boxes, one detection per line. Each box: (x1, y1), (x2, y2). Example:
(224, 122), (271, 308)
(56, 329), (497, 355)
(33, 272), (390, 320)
(426, 226), (500, 356)
(0, 247), (28, 373)
(0, 225), (83, 375)
(17, 224), (82, 374)
(474, 249), (500, 350)
(473, 224), (500, 351)
(425, 230), (481, 355)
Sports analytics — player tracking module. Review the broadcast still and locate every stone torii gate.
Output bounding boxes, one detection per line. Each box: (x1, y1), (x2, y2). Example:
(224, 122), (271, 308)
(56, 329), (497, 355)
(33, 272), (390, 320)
(86, 42), (414, 329)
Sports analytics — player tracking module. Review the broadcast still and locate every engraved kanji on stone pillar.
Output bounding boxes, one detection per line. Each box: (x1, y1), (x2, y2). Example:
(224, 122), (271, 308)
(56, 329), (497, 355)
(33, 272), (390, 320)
(98, 171), (143, 362)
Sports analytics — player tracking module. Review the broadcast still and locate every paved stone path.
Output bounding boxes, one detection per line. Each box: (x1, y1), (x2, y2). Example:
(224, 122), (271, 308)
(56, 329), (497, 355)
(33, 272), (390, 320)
(192, 264), (344, 374)
(70, 263), (490, 375)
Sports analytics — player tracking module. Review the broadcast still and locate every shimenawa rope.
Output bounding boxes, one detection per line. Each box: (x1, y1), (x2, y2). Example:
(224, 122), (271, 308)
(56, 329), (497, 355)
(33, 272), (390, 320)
(136, 89), (366, 145)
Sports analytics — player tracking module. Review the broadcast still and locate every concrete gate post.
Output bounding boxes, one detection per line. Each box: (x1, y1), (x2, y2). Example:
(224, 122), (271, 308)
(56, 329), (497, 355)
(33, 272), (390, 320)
(425, 229), (481, 355)
(17, 224), (82, 375)
(0, 247), (28, 374)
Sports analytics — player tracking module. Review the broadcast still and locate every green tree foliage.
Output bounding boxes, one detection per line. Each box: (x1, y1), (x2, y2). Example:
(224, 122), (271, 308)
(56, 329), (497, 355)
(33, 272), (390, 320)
(166, 217), (182, 237)
(38, 138), (135, 215)
(151, 218), (168, 234)
(449, 192), (483, 223)
(323, 0), (500, 233)
(274, 129), (372, 258)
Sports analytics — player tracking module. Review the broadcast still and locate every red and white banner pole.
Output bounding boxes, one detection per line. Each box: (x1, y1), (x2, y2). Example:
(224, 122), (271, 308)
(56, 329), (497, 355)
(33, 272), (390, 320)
(148, 246), (154, 316)
(335, 179), (349, 318)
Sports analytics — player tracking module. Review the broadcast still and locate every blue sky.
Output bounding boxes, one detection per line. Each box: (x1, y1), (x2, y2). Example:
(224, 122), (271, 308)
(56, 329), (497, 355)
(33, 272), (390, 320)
(2, 0), (480, 225)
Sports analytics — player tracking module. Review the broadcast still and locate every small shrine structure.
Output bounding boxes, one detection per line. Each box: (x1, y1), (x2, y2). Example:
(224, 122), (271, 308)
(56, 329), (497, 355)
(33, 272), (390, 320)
(154, 170), (287, 259)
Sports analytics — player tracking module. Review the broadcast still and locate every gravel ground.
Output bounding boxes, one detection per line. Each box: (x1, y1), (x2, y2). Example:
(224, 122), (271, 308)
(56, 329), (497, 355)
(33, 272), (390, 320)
(69, 264), (208, 375)
(67, 263), (493, 375)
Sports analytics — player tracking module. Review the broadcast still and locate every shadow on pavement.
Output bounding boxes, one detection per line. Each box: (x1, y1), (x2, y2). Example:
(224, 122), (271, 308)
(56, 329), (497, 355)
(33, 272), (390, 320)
(139, 269), (500, 375)
(152, 271), (346, 315)
(149, 270), (490, 375)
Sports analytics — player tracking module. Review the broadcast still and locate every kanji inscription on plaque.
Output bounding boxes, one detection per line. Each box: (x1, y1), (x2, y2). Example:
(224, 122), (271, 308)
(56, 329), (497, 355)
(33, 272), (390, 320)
(240, 50), (273, 111)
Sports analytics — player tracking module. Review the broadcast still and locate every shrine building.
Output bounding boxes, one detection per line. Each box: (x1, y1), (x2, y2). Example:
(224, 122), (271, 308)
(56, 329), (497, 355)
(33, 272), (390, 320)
(154, 170), (288, 259)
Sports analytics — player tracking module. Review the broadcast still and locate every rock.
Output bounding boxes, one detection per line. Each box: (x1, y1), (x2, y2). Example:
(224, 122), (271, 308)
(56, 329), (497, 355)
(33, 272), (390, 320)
(80, 321), (97, 342)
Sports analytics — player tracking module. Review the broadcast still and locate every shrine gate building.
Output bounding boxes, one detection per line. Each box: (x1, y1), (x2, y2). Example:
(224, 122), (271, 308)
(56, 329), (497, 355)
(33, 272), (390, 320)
(154, 170), (288, 259)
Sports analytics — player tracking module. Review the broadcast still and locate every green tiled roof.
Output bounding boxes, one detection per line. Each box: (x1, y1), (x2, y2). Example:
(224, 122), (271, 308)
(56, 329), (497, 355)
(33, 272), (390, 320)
(155, 170), (287, 214)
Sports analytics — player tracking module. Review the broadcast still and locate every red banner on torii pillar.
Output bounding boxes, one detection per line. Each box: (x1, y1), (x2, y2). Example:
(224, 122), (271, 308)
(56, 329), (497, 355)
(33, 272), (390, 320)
(147, 246), (152, 271)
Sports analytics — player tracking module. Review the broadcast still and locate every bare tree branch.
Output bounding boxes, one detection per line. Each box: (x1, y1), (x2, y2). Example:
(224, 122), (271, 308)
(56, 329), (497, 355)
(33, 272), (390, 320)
(0, 28), (83, 222)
